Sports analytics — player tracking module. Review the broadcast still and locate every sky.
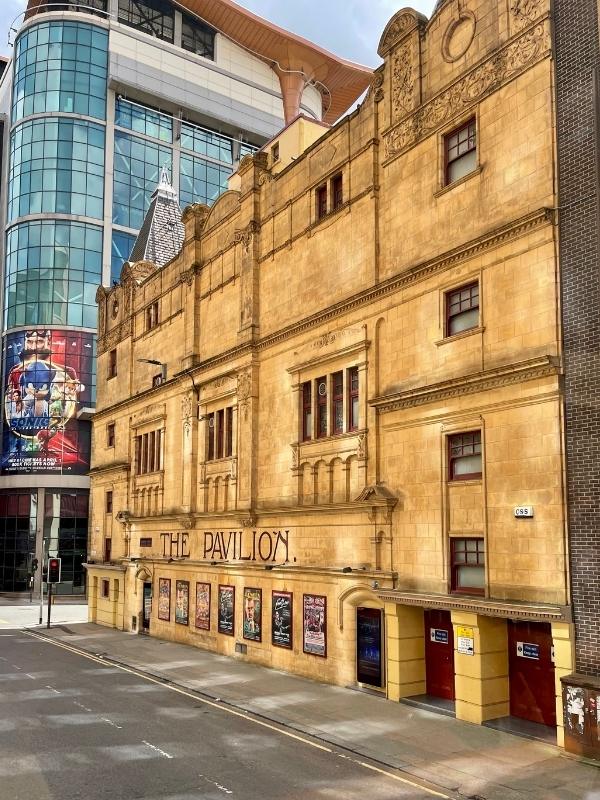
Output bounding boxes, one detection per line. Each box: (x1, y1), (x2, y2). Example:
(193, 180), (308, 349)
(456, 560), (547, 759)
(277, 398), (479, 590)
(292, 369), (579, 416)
(0, 0), (437, 64)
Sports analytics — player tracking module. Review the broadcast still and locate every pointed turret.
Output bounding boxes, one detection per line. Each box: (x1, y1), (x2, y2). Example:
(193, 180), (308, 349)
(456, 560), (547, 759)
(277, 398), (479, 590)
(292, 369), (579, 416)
(129, 167), (185, 268)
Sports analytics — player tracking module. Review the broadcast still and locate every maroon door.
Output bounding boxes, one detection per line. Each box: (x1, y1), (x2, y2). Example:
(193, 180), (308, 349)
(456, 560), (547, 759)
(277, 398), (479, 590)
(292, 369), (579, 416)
(508, 621), (556, 726)
(425, 610), (455, 700)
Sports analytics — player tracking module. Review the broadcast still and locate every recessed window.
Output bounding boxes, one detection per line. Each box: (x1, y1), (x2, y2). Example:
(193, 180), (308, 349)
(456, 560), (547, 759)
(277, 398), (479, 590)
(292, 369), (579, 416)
(135, 429), (163, 474)
(331, 174), (343, 211)
(108, 349), (117, 380)
(206, 406), (234, 461)
(101, 578), (110, 597)
(332, 371), (344, 435)
(445, 118), (477, 184)
(316, 185), (327, 220)
(348, 367), (359, 431)
(451, 538), (485, 595)
(446, 282), (479, 337)
(302, 382), (312, 442)
(107, 423), (115, 448)
(181, 12), (215, 59)
(448, 431), (482, 481)
(118, 0), (174, 43)
(105, 491), (113, 514)
(271, 142), (280, 164)
(104, 539), (112, 563)
(146, 301), (159, 331)
(140, 537), (152, 547)
(316, 377), (327, 438)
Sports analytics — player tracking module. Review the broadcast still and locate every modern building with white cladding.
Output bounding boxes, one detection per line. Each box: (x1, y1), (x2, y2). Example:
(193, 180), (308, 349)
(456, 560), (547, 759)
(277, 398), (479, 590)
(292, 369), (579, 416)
(0, 0), (371, 593)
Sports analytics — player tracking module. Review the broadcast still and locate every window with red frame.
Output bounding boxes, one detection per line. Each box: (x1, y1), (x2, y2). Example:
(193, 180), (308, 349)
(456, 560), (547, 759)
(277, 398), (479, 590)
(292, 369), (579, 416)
(451, 537), (485, 595)
(332, 371), (343, 434)
(348, 366), (359, 431)
(448, 431), (482, 480)
(445, 118), (477, 184)
(302, 382), (312, 441)
(316, 185), (327, 220)
(446, 282), (479, 337)
(316, 376), (327, 438)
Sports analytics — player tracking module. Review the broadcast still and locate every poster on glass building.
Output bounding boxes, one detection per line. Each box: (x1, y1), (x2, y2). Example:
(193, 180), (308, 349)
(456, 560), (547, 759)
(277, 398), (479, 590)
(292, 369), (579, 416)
(2, 329), (94, 475)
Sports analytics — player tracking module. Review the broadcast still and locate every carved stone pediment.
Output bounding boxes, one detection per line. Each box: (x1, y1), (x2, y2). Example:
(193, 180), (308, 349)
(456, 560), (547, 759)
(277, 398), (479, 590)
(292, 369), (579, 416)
(120, 260), (157, 286)
(378, 9), (425, 58)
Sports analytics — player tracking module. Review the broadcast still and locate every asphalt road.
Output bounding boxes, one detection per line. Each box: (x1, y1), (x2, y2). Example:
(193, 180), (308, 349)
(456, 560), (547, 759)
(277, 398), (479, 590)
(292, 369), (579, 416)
(0, 629), (452, 800)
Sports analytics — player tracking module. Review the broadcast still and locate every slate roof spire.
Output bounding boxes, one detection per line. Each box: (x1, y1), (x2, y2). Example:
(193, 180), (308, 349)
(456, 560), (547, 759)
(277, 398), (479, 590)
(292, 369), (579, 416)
(128, 167), (185, 268)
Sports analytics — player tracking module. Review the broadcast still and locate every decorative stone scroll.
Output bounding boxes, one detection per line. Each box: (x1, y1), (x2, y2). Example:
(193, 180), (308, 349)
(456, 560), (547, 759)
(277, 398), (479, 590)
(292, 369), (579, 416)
(510, 0), (543, 33)
(383, 22), (549, 163)
(392, 41), (416, 119)
(378, 10), (423, 57)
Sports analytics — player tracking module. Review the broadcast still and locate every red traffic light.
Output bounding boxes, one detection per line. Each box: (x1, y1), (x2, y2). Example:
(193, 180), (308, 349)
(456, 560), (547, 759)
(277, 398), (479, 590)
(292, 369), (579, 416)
(47, 557), (61, 584)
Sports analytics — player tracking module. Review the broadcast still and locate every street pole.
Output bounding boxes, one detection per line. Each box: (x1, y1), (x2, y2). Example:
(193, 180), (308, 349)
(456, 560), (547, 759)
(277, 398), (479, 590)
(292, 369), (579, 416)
(46, 581), (52, 629)
(38, 541), (45, 626)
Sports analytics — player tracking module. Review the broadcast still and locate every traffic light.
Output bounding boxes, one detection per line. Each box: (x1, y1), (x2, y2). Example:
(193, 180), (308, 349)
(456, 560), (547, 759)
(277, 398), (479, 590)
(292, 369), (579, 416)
(31, 558), (38, 572)
(47, 557), (61, 584)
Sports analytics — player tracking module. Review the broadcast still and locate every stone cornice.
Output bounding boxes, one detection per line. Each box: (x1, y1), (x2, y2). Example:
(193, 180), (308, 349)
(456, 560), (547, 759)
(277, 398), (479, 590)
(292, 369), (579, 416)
(383, 18), (551, 164)
(377, 589), (572, 622)
(88, 461), (131, 476)
(370, 355), (561, 413)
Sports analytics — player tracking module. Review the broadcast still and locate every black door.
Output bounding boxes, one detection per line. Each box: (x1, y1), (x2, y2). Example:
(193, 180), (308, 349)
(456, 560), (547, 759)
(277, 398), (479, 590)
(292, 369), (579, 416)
(356, 607), (383, 687)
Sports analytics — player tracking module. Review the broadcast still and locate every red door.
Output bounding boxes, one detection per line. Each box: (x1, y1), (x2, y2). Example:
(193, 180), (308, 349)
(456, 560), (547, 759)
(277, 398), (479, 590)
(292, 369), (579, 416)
(425, 610), (455, 700)
(508, 621), (556, 726)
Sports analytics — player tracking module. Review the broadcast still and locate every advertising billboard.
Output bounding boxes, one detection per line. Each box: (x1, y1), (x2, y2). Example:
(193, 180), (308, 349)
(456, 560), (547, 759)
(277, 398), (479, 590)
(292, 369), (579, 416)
(2, 329), (94, 475)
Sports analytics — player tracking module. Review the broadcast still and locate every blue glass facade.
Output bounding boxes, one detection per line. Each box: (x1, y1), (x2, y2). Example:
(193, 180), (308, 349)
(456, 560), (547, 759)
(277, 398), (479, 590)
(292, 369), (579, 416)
(111, 230), (136, 284)
(4, 220), (103, 329)
(113, 131), (172, 230)
(12, 22), (108, 122)
(8, 117), (105, 221)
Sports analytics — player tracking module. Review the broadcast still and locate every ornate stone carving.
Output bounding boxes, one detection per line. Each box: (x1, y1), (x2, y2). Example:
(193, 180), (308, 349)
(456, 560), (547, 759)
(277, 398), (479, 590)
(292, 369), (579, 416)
(378, 11), (419, 57)
(357, 433), (367, 461)
(179, 263), (200, 287)
(237, 370), (252, 401)
(239, 514), (256, 529)
(510, 0), (542, 32)
(392, 42), (415, 119)
(290, 443), (299, 469)
(230, 457), (238, 479)
(442, 11), (476, 63)
(178, 514), (194, 530)
(181, 393), (193, 436)
(384, 23), (549, 162)
(233, 220), (260, 253)
(258, 169), (274, 186)
(121, 260), (157, 286)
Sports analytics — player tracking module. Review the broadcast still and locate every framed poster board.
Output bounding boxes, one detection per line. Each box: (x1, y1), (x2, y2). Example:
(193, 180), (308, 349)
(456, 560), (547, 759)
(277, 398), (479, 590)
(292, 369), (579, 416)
(195, 582), (211, 630)
(272, 591), (293, 649)
(158, 577), (171, 621)
(175, 580), (189, 626)
(243, 587), (262, 642)
(218, 584), (235, 635)
(303, 594), (327, 657)
(356, 607), (383, 687)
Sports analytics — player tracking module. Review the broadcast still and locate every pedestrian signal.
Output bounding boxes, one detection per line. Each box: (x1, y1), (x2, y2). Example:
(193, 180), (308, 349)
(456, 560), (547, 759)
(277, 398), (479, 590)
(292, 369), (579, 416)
(47, 557), (61, 584)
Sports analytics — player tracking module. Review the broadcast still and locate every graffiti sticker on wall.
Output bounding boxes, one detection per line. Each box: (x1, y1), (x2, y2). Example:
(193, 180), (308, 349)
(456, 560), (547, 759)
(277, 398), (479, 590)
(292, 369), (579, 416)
(2, 329), (94, 475)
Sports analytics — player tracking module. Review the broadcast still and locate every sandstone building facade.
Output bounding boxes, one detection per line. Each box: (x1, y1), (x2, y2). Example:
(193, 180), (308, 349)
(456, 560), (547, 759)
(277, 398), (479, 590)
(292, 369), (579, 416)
(87, 0), (575, 746)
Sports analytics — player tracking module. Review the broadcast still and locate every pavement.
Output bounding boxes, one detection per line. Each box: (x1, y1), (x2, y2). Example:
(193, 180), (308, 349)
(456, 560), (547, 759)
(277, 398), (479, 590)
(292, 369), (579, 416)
(25, 619), (600, 800)
(0, 594), (87, 629)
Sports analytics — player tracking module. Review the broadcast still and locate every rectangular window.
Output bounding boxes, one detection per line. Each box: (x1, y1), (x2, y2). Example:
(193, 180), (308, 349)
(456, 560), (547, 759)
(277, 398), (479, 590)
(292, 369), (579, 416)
(316, 376), (327, 438)
(445, 118), (477, 184)
(216, 409), (225, 459)
(140, 537), (152, 547)
(348, 367), (359, 431)
(332, 174), (343, 211)
(225, 406), (233, 458)
(448, 431), (482, 481)
(207, 413), (215, 461)
(451, 538), (485, 595)
(146, 301), (159, 331)
(103, 539), (111, 563)
(108, 349), (117, 379)
(181, 12), (215, 59)
(117, 0), (174, 43)
(101, 578), (110, 597)
(332, 371), (344, 435)
(446, 282), (479, 337)
(105, 491), (113, 514)
(107, 423), (115, 448)
(135, 429), (162, 475)
(271, 142), (280, 164)
(316, 185), (327, 220)
(302, 382), (312, 442)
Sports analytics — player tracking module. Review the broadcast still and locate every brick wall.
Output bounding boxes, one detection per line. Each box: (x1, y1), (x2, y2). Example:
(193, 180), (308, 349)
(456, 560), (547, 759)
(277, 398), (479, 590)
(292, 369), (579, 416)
(555, 0), (600, 675)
